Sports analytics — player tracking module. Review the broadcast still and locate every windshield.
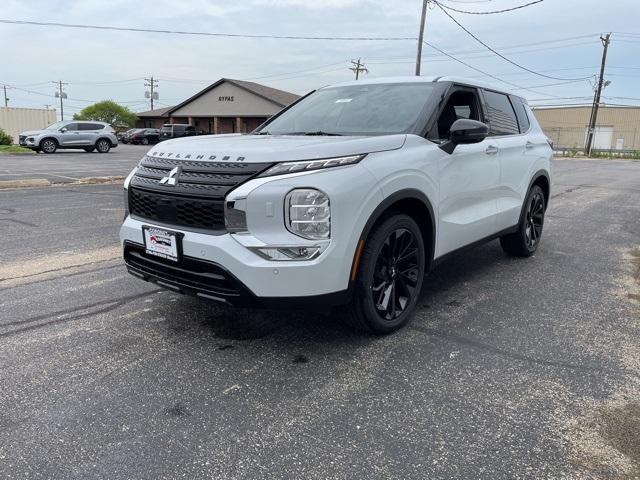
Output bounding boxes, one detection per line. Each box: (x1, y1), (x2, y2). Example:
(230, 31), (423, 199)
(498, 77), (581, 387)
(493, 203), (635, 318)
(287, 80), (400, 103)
(45, 121), (70, 130)
(259, 82), (437, 136)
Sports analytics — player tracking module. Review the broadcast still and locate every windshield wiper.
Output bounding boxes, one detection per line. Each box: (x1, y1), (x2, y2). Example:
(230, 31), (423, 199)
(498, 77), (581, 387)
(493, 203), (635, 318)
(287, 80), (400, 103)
(254, 130), (271, 135)
(285, 131), (343, 136)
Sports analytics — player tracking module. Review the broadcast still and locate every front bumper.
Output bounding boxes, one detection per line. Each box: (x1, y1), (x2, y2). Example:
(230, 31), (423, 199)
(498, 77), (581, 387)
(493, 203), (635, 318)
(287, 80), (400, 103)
(123, 241), (350, 307)
(120, 215), (353, 301)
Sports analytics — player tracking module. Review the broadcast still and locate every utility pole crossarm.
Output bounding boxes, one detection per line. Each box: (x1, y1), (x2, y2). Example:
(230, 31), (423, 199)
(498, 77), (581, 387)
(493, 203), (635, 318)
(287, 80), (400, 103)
(349, 59), (368, 80)
(144, 76), (159, 110)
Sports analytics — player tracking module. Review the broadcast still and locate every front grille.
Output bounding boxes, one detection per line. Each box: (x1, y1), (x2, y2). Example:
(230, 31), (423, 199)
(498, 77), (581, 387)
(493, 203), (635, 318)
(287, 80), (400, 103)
(19, 135), (26, 144)
(124, 243), (245, 301)
(128, 155), (273, 231)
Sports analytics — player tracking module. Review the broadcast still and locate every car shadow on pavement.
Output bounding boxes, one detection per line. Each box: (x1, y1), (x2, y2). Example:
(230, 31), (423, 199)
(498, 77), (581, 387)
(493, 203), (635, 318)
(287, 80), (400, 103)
(158, 240), (509, 346)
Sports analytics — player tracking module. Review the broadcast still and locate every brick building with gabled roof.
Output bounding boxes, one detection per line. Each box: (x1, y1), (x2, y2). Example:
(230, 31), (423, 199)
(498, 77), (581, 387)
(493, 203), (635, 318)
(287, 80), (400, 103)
(136, 78), (300, 134)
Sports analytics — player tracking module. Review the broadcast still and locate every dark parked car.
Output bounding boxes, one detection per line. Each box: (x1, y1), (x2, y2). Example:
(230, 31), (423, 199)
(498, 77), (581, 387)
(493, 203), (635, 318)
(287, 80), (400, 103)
(118, 128), (138, 144)
(159, 124), (198, 141)
(129, 128), (160, 145)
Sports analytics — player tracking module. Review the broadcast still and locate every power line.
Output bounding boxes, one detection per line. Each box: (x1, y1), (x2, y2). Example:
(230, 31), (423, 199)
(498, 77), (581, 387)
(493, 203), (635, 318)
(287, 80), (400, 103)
(0, 18), (415, 41)
(431, 0), (594, 81)
(438, 0), (544, 15)
(422, 41), (578, 98)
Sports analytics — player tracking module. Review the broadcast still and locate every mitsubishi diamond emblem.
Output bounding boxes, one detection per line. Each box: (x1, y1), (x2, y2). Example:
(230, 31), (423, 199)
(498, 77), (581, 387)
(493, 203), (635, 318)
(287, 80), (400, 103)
(160, 166), (181, 186)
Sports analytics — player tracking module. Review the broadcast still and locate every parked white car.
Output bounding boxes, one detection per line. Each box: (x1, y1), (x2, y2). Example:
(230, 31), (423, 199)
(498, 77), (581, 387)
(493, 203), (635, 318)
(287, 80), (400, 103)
(19, 120), (118, 153)
(120, 76), (552, 333)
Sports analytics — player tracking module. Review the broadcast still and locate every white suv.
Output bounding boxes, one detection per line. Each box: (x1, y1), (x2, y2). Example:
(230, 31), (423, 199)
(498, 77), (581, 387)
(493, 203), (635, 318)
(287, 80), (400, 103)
(120, 77), (551, 334)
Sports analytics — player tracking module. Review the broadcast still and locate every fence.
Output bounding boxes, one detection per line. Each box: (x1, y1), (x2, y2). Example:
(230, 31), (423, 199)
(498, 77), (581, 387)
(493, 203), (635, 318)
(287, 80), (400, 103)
(542, 126), (640, 153)
(0, 107), (57, 143)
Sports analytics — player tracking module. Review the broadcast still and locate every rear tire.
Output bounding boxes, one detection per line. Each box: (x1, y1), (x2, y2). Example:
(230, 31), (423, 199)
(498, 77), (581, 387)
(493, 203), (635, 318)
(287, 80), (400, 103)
(40, 138), (57, 154)
(95, 139), (111, 153)
(500, 185), (545, 257)
(344, 214), (425, 334)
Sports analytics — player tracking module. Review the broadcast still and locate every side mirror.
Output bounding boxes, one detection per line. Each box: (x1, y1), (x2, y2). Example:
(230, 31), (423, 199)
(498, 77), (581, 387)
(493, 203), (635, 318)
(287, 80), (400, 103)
(439, 119), (489, 154)
(60, 127), (67, 133)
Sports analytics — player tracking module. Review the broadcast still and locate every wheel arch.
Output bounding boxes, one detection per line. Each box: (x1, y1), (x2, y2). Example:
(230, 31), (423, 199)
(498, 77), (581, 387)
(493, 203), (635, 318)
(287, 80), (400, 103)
(95, 136), (113, 146)
(38, 136), (58, 148)
(528, 169), (551, 211)
(350, 189), (436, 281)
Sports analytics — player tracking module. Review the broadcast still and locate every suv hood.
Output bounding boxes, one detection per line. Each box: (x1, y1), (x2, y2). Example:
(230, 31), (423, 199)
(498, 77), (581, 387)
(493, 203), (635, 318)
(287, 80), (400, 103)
(20, 130), (46, 136)
(146, 134), (407, 163)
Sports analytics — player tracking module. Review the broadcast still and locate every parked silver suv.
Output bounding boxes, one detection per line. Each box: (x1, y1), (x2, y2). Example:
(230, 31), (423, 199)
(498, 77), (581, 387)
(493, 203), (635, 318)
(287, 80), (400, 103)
(19, 121), (118, 153)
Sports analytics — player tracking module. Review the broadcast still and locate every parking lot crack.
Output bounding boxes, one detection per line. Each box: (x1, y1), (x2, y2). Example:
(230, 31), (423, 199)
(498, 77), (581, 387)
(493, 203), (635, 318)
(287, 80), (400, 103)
(412, 325), (639, 380)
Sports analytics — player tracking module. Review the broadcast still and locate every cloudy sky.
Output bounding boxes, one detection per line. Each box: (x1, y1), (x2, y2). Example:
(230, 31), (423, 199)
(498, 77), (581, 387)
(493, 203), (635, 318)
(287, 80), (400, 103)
(1, 0), (639, 118)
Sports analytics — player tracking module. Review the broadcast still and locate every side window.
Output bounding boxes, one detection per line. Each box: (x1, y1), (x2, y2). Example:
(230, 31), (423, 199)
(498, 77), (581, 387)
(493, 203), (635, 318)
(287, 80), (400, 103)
(78, 123), (101, 131)
(63, 123), (78, 131)
(483, 90), (520, 136)
(510, 96), (531, 133)
(436, 88), (481, 140)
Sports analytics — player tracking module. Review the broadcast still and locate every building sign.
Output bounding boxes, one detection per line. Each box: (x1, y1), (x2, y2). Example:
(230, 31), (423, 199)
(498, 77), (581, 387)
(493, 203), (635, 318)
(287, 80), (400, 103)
(218, 96), (234, 102)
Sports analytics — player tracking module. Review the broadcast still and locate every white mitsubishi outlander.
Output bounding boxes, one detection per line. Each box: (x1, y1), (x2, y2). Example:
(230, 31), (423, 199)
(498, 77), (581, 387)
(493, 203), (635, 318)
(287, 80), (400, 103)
(120, 76), (552, 334)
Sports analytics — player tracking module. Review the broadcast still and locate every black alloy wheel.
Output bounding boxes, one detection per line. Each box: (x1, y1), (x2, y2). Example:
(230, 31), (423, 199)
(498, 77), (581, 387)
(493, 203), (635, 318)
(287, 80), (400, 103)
(500, 184), (546, 257)
(345, 214), (425, 334)
(525, 190), (544, 250)
(372, 228), (420, 321)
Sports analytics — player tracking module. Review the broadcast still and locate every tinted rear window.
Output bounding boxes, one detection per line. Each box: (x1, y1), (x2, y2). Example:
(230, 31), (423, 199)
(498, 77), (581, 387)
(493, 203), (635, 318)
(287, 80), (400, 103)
(79, 123), (104, 131)
(483, 90), (520, 136)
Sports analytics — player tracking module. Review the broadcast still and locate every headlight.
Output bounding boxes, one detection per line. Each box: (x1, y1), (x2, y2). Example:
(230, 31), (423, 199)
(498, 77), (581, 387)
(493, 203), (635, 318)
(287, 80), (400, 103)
(259, 154), (365, 177)
(286, 188), (330, 240)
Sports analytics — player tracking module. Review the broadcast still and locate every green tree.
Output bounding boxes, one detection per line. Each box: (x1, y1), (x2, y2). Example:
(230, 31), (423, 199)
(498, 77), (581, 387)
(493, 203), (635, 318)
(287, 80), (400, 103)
(73, 100), (138, 127)
(0, 128), (13, 145)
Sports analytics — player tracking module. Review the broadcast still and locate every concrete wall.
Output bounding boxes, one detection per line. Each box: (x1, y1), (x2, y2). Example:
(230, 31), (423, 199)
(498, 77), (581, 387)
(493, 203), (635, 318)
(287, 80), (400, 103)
(532, 106), (640, 150)
(170, 82), (283, 117)
(0, 107), (57, 143)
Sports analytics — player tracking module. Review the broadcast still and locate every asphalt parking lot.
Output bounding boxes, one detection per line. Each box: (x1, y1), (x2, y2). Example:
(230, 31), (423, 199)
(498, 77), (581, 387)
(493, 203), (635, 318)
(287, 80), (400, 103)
(0, 144), (146, 183)
(1, 156), (639, 479)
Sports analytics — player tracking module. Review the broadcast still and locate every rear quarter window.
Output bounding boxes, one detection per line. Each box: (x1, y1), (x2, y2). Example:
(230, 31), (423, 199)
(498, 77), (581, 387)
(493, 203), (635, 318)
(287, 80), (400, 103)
(510, 96), (531, 133)
(483, 90), (520, 136)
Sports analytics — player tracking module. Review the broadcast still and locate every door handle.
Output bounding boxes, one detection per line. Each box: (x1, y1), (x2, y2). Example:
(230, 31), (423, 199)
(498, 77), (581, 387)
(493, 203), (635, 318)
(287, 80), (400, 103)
(485, 145), (499, 155)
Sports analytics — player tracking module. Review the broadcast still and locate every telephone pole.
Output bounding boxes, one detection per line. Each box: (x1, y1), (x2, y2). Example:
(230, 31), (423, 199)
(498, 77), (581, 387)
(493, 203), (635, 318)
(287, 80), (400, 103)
(53, 81), (68, 120)
(585, 33), (611, 156)
(415, 0), (428, 75)
(144, 76), (159, 110)
(2, 85), (8, 107)
(349, 59), (368, 80)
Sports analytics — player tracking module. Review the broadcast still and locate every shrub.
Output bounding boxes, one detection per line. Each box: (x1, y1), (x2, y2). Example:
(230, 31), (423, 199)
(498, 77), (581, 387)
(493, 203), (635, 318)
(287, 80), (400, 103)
(0, 128), (13, 145)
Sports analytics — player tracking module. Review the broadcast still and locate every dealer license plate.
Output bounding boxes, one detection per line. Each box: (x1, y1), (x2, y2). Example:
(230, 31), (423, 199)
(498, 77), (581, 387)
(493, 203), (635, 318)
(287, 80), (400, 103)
(143, 226), (180, 262)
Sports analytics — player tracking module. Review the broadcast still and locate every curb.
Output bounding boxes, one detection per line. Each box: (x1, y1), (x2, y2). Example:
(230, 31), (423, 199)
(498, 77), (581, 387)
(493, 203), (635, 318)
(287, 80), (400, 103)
(0, 176), (125, 190)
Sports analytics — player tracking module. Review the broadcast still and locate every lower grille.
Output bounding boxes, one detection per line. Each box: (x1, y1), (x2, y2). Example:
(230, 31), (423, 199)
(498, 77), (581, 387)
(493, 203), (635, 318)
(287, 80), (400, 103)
(129, 188), (224, 231)
(124, 243), (244, 301)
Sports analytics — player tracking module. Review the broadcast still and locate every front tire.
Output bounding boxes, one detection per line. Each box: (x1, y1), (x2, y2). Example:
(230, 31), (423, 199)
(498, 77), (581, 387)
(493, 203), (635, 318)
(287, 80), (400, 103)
(40, 138), (57, 154)
(95, 139), (111, 153)
(500, 185), (545, 257)
(345, 214), (425, 334)
(141, 138), (149, 145)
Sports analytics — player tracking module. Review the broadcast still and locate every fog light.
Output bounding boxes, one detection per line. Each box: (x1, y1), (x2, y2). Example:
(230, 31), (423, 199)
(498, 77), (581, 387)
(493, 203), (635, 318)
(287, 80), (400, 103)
(225, 198), (248, 233)
(250, 246), (322, 261)
(286, 188), (330, 240)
